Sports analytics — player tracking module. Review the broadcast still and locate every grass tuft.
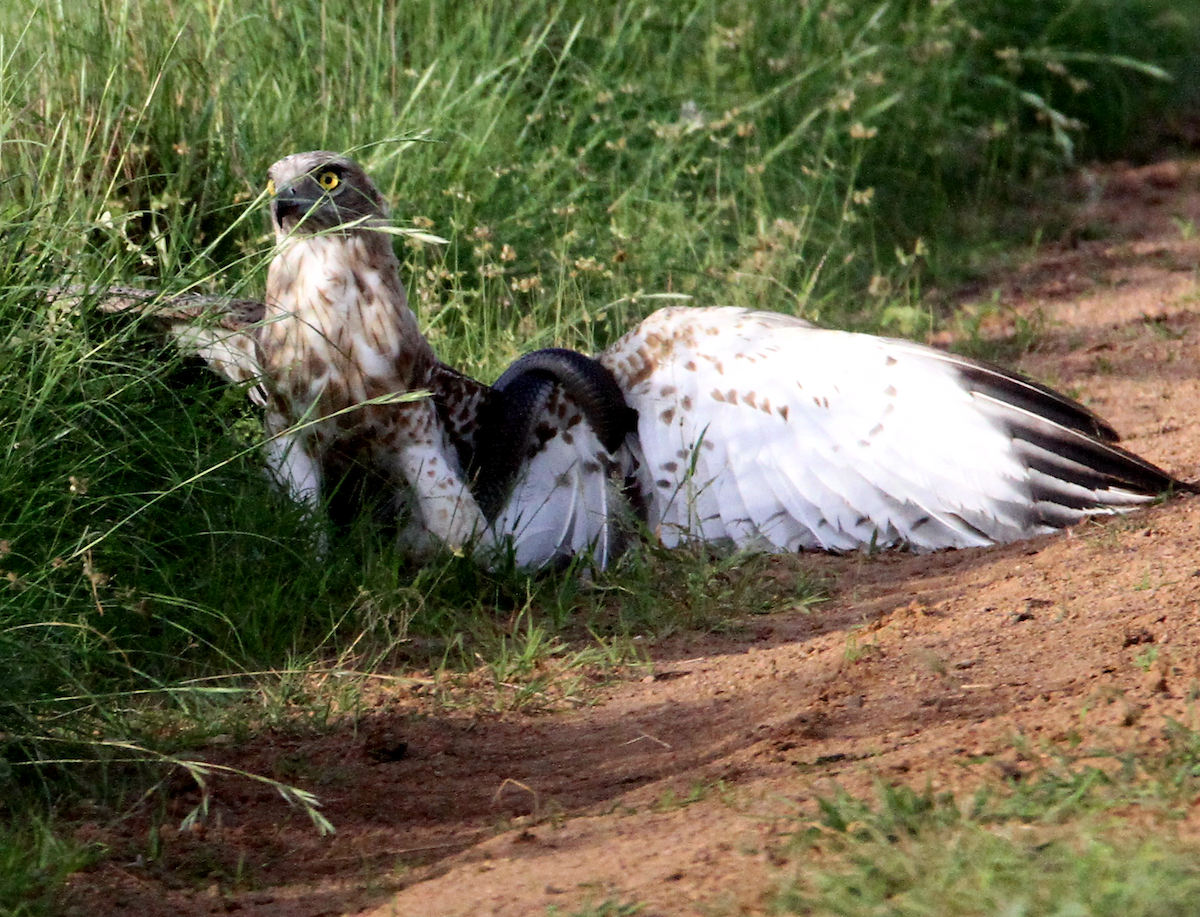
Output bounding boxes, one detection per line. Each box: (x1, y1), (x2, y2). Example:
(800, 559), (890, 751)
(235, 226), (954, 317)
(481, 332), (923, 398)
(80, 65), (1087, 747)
(779, 724), (1200, 916)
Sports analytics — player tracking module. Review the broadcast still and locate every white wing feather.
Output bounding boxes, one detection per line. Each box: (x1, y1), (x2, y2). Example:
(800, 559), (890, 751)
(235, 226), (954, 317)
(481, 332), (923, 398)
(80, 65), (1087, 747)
(492, 422), (618, 569)
(602, 307), (1061, 552)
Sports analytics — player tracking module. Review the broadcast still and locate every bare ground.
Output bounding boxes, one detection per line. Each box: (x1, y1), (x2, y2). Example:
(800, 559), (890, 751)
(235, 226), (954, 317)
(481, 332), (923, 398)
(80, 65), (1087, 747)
(63, 160), (1200, 917)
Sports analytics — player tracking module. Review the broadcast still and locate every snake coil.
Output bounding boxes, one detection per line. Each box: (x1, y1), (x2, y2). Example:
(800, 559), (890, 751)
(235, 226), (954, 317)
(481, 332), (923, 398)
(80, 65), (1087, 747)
(471, 348), (638, 521)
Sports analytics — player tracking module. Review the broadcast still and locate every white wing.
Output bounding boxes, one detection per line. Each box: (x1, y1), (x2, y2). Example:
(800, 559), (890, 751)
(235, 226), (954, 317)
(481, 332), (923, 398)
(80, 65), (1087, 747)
(601, 306), (1176, 553)
(488, 391), (625, 570)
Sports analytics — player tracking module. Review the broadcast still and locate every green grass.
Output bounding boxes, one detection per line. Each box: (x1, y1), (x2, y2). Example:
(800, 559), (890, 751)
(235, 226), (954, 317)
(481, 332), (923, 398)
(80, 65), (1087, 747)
(2, 0), (1200, 909)
(783, 808), (1200, 916)
(0, 820), (96, 917)
(777, 723), (1200, 915)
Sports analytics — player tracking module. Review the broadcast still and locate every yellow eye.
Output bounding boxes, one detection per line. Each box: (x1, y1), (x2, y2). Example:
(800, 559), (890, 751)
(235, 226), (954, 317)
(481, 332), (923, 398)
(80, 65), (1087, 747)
(266, 178), (276, 196)
(317, 170), (340, 191)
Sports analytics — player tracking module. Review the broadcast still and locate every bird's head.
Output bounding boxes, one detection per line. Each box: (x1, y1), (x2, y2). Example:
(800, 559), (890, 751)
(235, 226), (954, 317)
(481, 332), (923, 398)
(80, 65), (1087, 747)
(266, 151), (388, 238)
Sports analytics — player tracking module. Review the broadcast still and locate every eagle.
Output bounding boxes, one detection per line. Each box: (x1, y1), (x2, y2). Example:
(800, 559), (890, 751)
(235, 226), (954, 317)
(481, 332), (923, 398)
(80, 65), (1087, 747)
(75, 150), (1194, 569)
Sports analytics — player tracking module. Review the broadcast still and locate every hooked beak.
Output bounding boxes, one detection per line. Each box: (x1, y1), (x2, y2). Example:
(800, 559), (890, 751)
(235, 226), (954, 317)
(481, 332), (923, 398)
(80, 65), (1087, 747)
(271, 185), (318, 228)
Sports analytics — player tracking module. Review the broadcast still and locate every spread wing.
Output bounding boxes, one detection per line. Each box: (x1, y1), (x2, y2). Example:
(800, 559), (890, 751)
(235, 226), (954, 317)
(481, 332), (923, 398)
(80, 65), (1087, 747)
(600, 306), (1185, 553)
(69, 286), (314, 498)
(71, 286), (269, 405)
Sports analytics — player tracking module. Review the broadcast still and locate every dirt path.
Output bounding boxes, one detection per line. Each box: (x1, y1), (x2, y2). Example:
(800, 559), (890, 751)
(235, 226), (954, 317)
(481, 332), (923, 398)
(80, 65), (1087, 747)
(64, 161), (1200, 917)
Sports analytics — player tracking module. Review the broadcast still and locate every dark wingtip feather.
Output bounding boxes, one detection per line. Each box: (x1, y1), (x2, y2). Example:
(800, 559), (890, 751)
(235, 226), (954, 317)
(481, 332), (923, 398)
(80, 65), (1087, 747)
(976, 387), (1197, 528)
(921, 344), (1198, 519)
(930, 351), (1121, 442)
(956, 363), (1120, 442)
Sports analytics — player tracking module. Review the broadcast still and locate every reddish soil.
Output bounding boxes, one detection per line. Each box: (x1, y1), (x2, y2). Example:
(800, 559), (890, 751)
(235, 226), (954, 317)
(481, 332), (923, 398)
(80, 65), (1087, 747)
(64, 160), (1200, 917)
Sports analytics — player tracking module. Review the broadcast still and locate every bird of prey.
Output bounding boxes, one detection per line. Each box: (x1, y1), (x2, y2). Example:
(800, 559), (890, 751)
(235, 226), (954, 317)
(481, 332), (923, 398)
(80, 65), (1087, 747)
(77, 150), (1193, 569)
